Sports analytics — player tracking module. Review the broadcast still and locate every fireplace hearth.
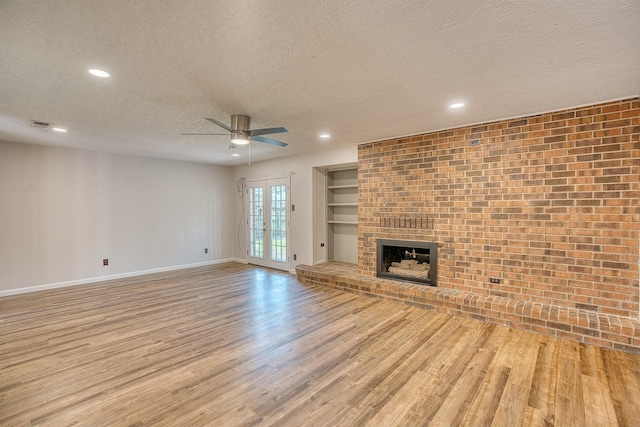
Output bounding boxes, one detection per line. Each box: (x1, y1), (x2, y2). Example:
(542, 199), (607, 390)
(376, 239), (437, 286)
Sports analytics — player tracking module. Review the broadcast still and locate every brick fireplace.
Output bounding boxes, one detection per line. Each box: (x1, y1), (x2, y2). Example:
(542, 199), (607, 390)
(358, 98), (639, 350)
(298, 98), (640, 352)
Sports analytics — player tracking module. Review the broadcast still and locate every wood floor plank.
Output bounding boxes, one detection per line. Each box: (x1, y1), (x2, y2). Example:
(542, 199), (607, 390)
(458, 326), (521, 427)
(380, 321), (497, 426)
(490, 332), (543, 427)
(2, 262), (640, 426)
(526, 337), (560, 424)
(427, 342), (498, 426)
(553, 341), (587, 427)
(581, 345), (619, 426)
(602, 347), (640, 427)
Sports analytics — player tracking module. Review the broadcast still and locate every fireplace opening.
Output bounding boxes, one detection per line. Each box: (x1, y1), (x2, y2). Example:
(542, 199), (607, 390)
(376, 239), (437, 286)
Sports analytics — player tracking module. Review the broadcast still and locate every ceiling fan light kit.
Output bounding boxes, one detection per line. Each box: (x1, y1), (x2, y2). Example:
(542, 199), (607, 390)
(231, 131), (250, 145)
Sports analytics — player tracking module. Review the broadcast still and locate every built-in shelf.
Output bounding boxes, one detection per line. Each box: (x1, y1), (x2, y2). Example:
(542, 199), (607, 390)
(327, 184), (358, 190)
(326, 167), (358, 263)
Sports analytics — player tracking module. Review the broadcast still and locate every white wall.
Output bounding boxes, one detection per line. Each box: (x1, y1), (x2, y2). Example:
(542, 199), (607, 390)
(0, 141), (235, 294)
(231, 146), (358, 270)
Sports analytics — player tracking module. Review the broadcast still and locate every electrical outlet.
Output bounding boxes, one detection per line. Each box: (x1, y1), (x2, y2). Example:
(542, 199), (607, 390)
(489, 277), (500, 284)
(320, 243), (325, 247)
(204, 248), (208, 254)
(291, 204), (295, 211)
(293, 254), (297, 261)
(103, 258), (108, 266)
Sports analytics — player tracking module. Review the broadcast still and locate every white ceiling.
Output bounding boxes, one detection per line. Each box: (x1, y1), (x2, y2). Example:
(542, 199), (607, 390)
(1, 1), (638, 166)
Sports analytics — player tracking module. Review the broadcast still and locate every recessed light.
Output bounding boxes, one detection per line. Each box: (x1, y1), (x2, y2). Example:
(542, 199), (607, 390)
(231, 153), (240, 157)
(88, 68), (110, 78)
(52, 127), (68, 132)
(319, 133), (331, 138)
(449, 102), (465, 109)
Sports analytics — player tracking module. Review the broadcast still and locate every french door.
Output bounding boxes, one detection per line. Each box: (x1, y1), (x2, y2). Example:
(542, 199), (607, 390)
(246, 177), (289, 271)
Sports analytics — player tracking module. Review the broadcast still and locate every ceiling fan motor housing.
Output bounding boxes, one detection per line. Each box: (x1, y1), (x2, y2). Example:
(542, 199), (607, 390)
(231, 115), (250, 131)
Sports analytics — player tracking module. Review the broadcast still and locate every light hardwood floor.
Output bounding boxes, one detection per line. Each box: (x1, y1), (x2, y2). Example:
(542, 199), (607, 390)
(1, 263), (639, 426)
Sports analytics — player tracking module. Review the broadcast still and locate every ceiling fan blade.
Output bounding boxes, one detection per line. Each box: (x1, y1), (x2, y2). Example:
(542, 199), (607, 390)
(205, 117), (233, 132)
(250, 135), (288, 147)
(247, 127), (288, 137)
(182, 133), (229, 135)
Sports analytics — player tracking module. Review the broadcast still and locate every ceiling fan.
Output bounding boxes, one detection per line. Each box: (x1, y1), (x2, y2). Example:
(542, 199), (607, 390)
(183, 114), (288, 147)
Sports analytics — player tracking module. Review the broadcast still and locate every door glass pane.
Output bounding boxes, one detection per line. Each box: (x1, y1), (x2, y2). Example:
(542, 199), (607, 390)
(270, 184), (287, 263)
(249, 186), (264, 259)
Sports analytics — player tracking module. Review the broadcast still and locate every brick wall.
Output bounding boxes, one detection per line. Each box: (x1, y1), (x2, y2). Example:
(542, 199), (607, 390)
(358, 98), (640, 320)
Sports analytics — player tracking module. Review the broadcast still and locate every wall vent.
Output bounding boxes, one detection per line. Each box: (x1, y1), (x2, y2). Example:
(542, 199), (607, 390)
(30, 120), (52, 130)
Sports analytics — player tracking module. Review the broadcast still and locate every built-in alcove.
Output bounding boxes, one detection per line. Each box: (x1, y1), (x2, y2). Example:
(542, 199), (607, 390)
(313, 163), (358, 264)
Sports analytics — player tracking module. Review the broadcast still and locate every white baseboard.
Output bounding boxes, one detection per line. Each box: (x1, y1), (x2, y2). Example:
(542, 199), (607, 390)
(0, 258), (247, 297)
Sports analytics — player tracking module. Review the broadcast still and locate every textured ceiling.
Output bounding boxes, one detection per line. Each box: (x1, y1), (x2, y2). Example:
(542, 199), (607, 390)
(1, 0), (638, 165)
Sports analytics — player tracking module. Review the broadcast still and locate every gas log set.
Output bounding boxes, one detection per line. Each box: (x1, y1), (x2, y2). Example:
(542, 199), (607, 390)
(376, 239), (437, 286)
